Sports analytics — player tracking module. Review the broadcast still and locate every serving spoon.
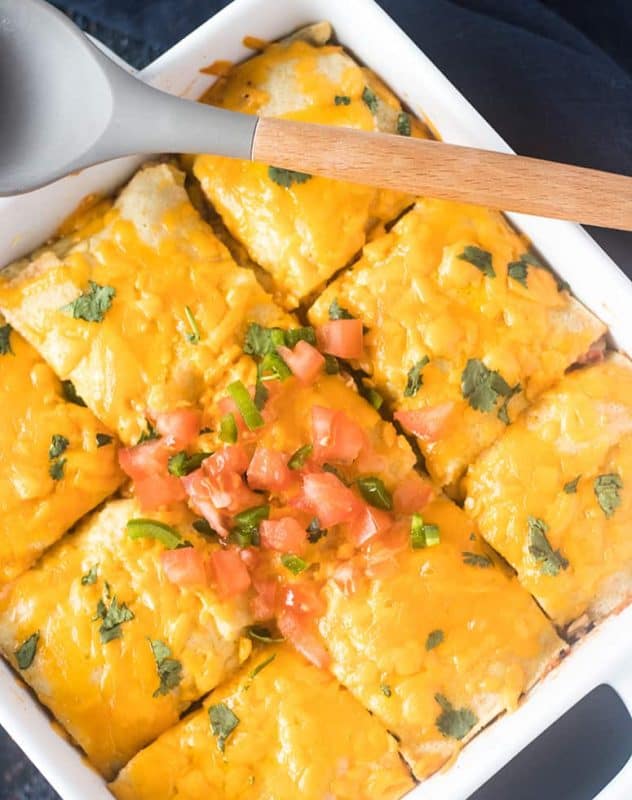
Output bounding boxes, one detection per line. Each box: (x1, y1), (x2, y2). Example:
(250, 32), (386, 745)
(2, 0), (632, 231)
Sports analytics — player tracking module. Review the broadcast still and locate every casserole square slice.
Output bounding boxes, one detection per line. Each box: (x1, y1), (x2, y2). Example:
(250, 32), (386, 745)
(318, 494), (565, 780)
(0, 498), (253, 779)
(0, 163), (293, 445)
(309, 199), (606, 489)
(110, 643), (414, 800)
(465, 353), (632, 630)
(0, 315), (123, 583)
(194, 24), (425, 307)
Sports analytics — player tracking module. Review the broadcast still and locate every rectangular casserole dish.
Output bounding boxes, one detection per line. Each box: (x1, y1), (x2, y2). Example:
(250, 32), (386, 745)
(1, 0), (631, 797)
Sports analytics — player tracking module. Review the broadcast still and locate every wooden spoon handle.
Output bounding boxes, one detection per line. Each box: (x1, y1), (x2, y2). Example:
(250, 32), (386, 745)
(253, 117), (632, 231)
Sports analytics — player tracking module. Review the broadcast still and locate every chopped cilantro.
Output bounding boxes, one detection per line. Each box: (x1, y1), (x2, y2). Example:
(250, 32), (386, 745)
(0, 323), (14, 356)
(149, 639), (183, 697)
(127, 518), (183, 549)
(356, 476), (393, 510)
(15, 632), (39, 670)
(48, 434), (69, 460)
(244, 323), (286, 357)
(209, 703), (240, 752)
(219, 412), (238, 444)
(63, 281), (115, 322)
(306, 517), (327, 543)
(594, 473), (623, 519)
(167, 451), (212, 477)
(528, 516), (568, 576)
(404, 356), (430, 397)
(426, 629), (444, 651)
(232, 505), (269, 547)
(192, 518), (217, 539)
(281, 554), (308, 575)
(138, 420), (160, 444)
(184, 305), (201, 344)
(328, 298), (354, 320)
(362, 86), (379, 114)
(268, 166), (312, 188)
(458, 245), (495, 278)
(435, 694), (478, 740)
(49, 458), (66, 481)
(324, 354), (340, 374)
(563, 476), (581, 494)
(248, 653), (276, 679)
(96, 433), (113, 448)
(284, 326), (317, 349)
(507, 258), (529, 287)
(461, 358), (516, 416)
(81, 565), (98, 586)
(410, 513), (440, 549)
(288, 444), (313, 470)
(497, 383), (521, 425)
(334, 95), (351, 105)
(397, 112), (411, 136)
(462, 551), (492, 568)
(61, 379), (86, 407)
(381, 683), (392, 697)
(246, 625), (284, 644)
(95, 594), (134, 644)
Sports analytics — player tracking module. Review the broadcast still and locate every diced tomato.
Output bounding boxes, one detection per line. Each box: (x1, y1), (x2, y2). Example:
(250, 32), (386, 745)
(311, 406), (365, 464)
(277, 341), (325, 385)
(331, 561), (360, 596)
(301, 472), (362, 527)
(205, 445), (250, 477)
(134, 473), (187, 510)
(239, 547), (261, 572)
(363, 523), (408, 579)
(347, 505), (393, 546)
(576, 335), (607, 366)
(250, 577), (278, 621)
(153, 408), (201, 448)
(181, 469), (229, 537)
(316, 319), (363, 359)
(394, 402), (455, 442)
(247, 446), (293, 493)
(279, 581), (326, 616)
(210, 548), (251, 599)
(118, 439), (169, 482)
(260, 517), (307, 554)
(393, 473), (435, 514)
(277, 608), (330, 669)
(161, 548), (208, 586)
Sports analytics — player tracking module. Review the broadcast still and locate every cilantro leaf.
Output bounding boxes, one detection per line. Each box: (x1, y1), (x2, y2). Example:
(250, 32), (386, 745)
(167, 451), (212, 477)
(149, 639), (183, 697)
(81, 565), (98, 586)
(426, 629), (444, 651)
(284, 326), (317, 349)
(594, 473), (623, 519)
(268, 166), (312, 188)
(328, 298), (354, 320)
(563, 476), (581, 494)
(528, 516), (568, 576)
(49, 458), (66, 481)
(462, 551), (492, 568)
(362, 86), (379, 114)
(334, 95), (351, 105)
(209, 703), (240, 752)
(497, 383), (522, 425)
(96, 433), (113, 448)
(507, 259), (528, 287)
(306, 517), (327, 543)
(435, 694), (478, 740)
(61, 379), (86, 407)
(356, 476), (393, 510)
(246, 625), (284, 644)
(0, 323), (14, 356)
(49, 434), (69, 460)
(458, 246), (495, 278)
(461, 358), (515, 414)
(397, 112), (411, 136)
(138, 420), (160, 445)
(63, 281), (115, 323)
(15, 632), (40, 670)
(95, 594), (134, 644)
(248, 653), (276, 679)
(404, 356), (430, 397)
(281, 554), (309, 575)
(243, 323), (286, 357)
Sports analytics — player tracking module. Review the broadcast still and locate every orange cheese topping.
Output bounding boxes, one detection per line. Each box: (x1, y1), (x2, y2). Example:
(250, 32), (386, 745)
(309, 199), (606, 488)
(110, 644), (413, 800)
(0, 317), (123, 583)
(194, 38), (425, 305)
(465, 354), (632, 627)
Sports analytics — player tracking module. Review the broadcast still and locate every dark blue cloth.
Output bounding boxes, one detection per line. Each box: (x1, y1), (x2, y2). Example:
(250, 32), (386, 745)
(2, 2), (631, 798)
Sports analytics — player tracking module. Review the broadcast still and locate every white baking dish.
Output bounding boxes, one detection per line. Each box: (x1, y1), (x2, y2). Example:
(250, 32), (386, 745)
(1, 1), (631, 798)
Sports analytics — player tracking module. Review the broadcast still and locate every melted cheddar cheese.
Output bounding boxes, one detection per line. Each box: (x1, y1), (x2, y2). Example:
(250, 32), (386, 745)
(465, 354), (632, 628)
(0, 316), (123, 583)
(110, 644), (413, 800)
(309, 199), (606, 488)
(0, 499), (252, 778)
(0, 164), (292, 444)
(194, 35), (426, 306)
(319, 495), (564, 779)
